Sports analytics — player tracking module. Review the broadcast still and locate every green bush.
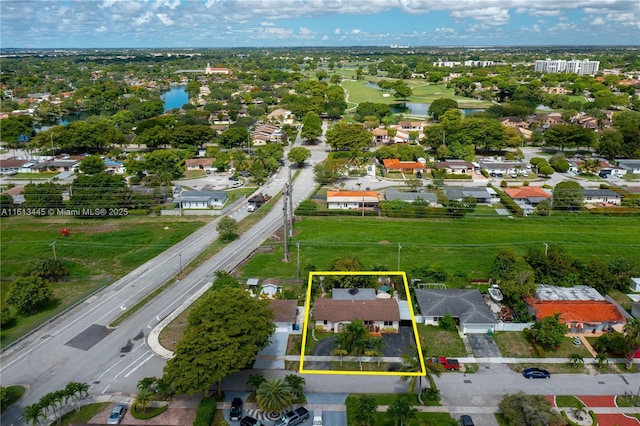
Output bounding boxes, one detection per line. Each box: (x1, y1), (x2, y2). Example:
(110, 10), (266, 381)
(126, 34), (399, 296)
(131, 404), (168, 420)
(295, 200), (318, 215)
(549, 155), (570, 173)
(193, 397), (217, 426)
(444, 173), (473, 180)
(522, 328), (546, 357)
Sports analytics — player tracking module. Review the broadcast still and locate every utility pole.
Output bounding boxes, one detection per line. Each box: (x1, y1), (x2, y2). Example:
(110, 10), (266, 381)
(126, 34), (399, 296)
(49, 241), (57, 260)
(296, 242), (300, 281)
(543, 242), (548, 257)
(288, 167), (294, 237)
(397, 243), (402, 271)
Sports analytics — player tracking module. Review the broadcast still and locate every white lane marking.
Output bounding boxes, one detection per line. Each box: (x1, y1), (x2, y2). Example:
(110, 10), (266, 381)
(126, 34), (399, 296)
(124, 353), (155, 378)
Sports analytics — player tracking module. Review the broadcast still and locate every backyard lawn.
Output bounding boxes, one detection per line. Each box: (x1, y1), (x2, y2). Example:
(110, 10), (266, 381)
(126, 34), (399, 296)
(494, 332), (593, 359)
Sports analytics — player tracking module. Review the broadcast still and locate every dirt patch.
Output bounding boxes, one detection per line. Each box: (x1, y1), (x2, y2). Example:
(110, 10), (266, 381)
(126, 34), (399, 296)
(379, 240), (390, 244)
(158, 306), (192, 349)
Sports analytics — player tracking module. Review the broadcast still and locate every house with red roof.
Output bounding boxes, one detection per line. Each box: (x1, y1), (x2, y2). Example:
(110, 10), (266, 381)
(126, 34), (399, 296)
(503, 186), (552, 214)
(382, 158), (427, 175)
(524, 285), (627, 333)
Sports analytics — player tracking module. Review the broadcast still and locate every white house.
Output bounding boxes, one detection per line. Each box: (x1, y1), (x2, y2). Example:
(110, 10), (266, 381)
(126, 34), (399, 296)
(414, 289), (497, 334)
(583, 189), (622, 205)
(326, 190), (379, 211)
(179, 191), (227, 209)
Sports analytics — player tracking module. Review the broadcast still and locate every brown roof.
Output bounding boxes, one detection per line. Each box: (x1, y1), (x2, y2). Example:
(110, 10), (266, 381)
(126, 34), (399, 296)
(314, 299), (400, 322)
(185, 158), (214, 167)
(0, 159), (28, 168)
(268, 299), (298, 323)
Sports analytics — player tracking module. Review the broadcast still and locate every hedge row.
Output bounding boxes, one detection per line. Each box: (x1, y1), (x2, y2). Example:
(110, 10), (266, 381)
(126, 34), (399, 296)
(193, 397), (217, 426)
(131, 405), (168, 420)
(491, 185), (524, 217)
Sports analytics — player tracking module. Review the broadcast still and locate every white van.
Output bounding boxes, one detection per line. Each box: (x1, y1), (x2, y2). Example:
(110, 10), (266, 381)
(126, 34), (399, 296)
(313, 409), (322, 426)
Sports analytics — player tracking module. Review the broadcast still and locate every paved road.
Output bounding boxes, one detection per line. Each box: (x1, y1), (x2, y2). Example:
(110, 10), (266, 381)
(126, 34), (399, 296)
(0, 130), (327, 425)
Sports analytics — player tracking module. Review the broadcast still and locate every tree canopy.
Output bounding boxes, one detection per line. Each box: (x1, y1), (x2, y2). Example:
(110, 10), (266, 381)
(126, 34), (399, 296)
(326, 122), (372, 151)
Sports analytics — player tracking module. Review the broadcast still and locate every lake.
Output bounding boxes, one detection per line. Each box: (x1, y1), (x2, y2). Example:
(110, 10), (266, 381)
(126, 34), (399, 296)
(161, 86), (189, 112)
(391, 102), (484, 116)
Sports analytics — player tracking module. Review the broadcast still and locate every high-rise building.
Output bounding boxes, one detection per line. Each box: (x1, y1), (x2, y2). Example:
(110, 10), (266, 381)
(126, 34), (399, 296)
(535, 58), (599, 76)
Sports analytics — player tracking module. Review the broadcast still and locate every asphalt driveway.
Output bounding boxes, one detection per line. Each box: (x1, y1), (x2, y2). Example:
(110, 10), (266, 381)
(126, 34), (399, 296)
(466, 334), (502, 358)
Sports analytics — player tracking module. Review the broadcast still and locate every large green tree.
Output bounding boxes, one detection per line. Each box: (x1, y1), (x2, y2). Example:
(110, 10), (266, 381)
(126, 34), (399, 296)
(326, 122), (372, 152)
(428, 98), (458, 120)
(163, 288), (274, 395)
(385, 397), (417, 426)
(553, 181), (584, 211)
(301, 112), (323, 141)
(287, 147), (311, 167)
(499, 392), (564, 426)
(256, 378), (292, 414)
(349, 395), (377, 426)
(77, 154), (106, 175)
(7, 276), (54, 315)
(531, 313), (566, 348)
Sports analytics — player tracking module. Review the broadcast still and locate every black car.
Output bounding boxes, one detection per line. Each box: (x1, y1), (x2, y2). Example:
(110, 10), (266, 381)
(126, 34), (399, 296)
(416, 171), (422, 178)
(240, 416), (261, 426)
(230, 398), (243, 421)
(460, 415), (475, 426)
(239, 171), (251, 177)
(522, 367), (551, 379)
(229, 176), (239, 181)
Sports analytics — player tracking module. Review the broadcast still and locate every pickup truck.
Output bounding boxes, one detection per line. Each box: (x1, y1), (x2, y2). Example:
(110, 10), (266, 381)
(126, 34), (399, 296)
(428, 356), (460, 371)
(275, 407), (310, 426)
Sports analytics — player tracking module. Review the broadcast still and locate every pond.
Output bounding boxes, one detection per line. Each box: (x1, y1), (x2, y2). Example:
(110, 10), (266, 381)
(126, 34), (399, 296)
(161, 85), (189, 112)
(391, 102), (484, 117)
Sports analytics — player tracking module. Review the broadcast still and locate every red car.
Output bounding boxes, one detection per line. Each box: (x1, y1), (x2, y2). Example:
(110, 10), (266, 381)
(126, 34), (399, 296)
(428, 357), (460, 371)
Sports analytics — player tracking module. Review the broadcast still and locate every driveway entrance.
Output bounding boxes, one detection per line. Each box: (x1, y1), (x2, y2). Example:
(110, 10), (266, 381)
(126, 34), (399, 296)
(467, 334), (501, 358)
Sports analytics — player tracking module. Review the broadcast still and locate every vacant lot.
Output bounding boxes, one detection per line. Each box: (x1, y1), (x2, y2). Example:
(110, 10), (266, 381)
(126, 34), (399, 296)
(1, 215), (209, 345)
(239, 215), (640, 282)
(417, 324), (467, 357)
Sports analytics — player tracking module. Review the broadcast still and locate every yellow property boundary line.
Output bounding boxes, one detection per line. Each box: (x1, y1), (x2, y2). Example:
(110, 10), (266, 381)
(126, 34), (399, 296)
(300, 271), (426, 376)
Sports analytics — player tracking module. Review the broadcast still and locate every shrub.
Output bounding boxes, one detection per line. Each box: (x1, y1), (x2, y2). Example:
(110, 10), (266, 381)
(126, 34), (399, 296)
(439, 314), (457, 331)
(131, 405), (168, 420)
(492, 185), (523, 216)
(193, 397), (217, 426)
(549, 154), (570, 172)
(500, 180), (508, 188)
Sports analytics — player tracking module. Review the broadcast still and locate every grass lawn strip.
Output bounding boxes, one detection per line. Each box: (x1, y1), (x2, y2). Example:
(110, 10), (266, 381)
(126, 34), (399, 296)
(59, 402), (110, 426)
(417, 325), (467, 357)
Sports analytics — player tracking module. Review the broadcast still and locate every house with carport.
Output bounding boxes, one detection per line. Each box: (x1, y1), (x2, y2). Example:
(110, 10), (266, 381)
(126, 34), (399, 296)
(385, 188), (438, 206)
(268, 299), (299, 332)
(179, 190), (227, 209)
(583, 188), (622, 205)
(414, 289), (497, 334)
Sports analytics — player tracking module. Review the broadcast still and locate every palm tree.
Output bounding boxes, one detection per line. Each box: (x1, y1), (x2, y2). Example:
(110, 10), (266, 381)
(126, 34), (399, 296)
(572, 399), (588, 421)
(368, 337), (386, 367)
(256, 378), (292, 415)
(284, 374), (306, 401)
(154, 377), (173, 401)
(331, 348), (349, 366)
(137, 377), (156, 392)
(247, 374), (266, 391)
(386, 397), (418, 426)
(352, 395), (378, 426)
(337, 319), (370, 369)
(134, 388), (154, 414)
(595, 352), (609, 369)
(63, 382), (88, 412)
(624, 318), (640, 370)
(23, 403), (45, 426)
(400, 344), (441, 405)
(568, 353), (584, 368)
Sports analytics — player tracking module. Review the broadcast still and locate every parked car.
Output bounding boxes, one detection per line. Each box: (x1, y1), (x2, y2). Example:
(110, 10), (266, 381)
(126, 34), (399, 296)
(520, 170), (528, 177)
(427, 357), (460, 371)
(509, 171), (517, 178)
(275, 407), (310, 426)
(107, 404), (126, 425)
(522, 367), (551, 379)
(459, 415), (475, 426)
(240, 416), (261, 426)
(239, 171), (252, 177)
(230, 398), (243, 421)
(313, 408), (323, 426)
(416, 171), (422, 178)
(229, 176), (239, 181)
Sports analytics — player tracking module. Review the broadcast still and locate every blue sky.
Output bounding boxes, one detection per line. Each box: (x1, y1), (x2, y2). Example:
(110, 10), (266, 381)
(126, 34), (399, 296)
(1, 0), (639, 48)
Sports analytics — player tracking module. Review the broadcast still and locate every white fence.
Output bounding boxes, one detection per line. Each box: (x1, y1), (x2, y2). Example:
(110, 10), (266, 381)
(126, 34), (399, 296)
(494, 322), (533, 332)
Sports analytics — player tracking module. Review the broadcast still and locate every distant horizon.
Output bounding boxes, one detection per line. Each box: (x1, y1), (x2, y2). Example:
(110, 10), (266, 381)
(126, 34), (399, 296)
(1, 44), (639, 52)
(2, 1), (638, 49)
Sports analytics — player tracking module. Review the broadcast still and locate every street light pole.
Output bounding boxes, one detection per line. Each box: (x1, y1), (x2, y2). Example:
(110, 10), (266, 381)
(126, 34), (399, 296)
(179, 253), (182, 277)
(397, 243), (402, 271)
(49, 241), (57, 260)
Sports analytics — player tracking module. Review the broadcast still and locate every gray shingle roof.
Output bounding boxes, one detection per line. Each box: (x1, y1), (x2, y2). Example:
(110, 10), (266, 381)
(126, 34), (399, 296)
(414, 289), (496, 325)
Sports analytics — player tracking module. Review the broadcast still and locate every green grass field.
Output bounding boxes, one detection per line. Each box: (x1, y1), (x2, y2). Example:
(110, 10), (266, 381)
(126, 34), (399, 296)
(0, 215), (209, 346)
(238, 215), (640, 282)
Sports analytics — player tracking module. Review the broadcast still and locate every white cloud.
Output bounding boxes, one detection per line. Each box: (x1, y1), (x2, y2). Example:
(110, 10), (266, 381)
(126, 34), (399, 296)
(451, 7), (510, 26)
(299, 27), (315, 36)
(334, 28), (341, 34)
(96, 25), (108, 33)
(157, 13), (175, 26)
(591, 17), (605, 25)
(350, 29), (361, 34)
(321, 34), (329, 40)
(134, 11), (152, 26)
(260, 21), (275, 26)
(435, 27), (455, 34)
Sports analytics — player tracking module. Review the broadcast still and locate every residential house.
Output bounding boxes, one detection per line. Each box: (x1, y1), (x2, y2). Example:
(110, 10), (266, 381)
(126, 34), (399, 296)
(185, 158), (215, 172)
(251, 124), (282, 146)
(179, 190), (227, 209)
(444, 186), (498, 205)
(267, 108), (293, 124)
(103, 159), (125, 174)
(326, 190), (379, 211)
(385, 188), (438, 206)
(527, 113), (564, 129)
(583, 188), (622, 205)
(268, 299), (299, 332)
(398, 121), (425, 132)
(479, 160), (523, 176)
(414, 289), (497, 334)
(616, 159), (640, 175)
(525, 285), (627, 333)
(503, 186), (552, 208)
(372, 128), (390, 145)
(499, 116), (527, 130)
(436, 160), (475, 175)
(0, 159), (28, 174)
(382, 159), (427, 175)
(260, 281), (281, 298)
(331, 288), (377, 300)
(313, 298), (400, 333)
(632, 302), (640, 319)
(631, 277), (640, 292)
(29, 159), (78, 173)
